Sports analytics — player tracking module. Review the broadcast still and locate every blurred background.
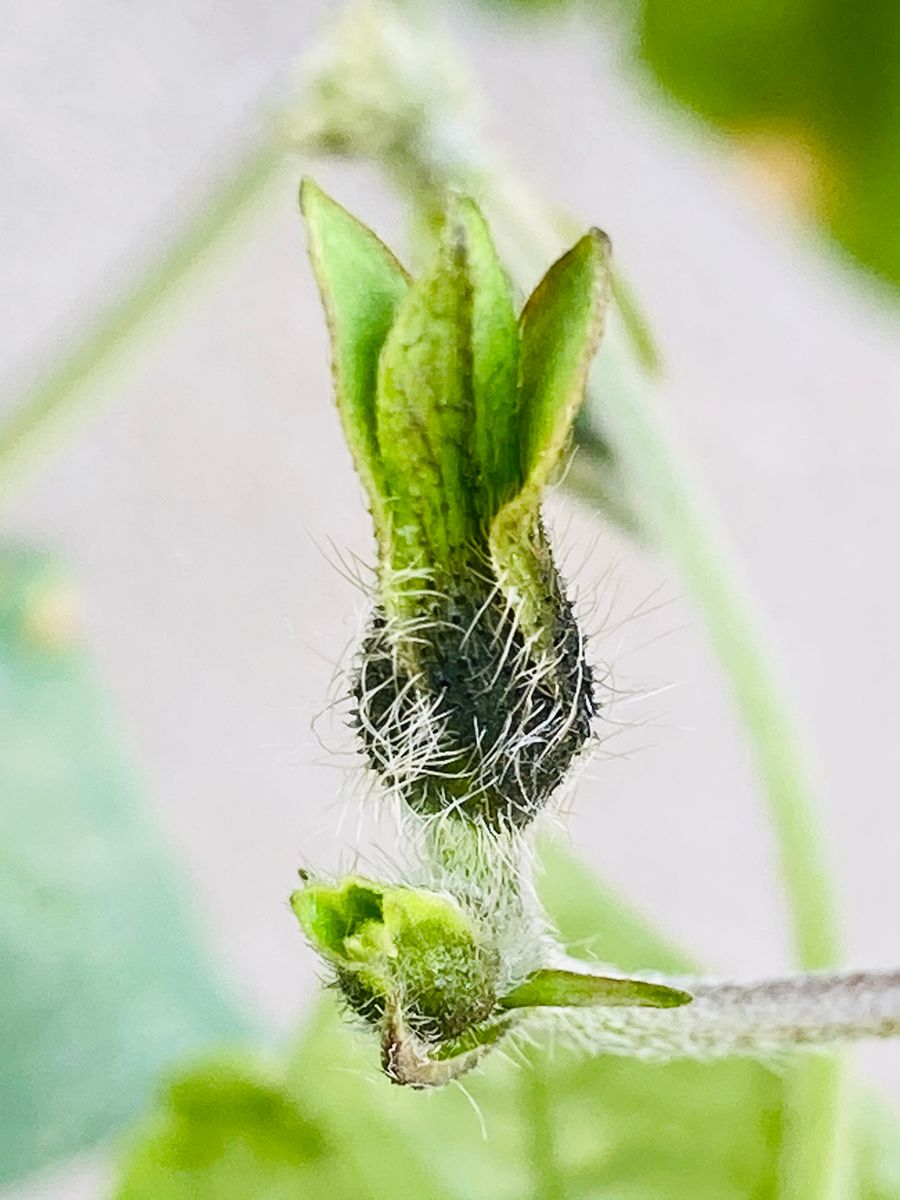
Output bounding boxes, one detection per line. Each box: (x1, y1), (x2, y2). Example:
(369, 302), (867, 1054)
(3, 0), (900, 1196)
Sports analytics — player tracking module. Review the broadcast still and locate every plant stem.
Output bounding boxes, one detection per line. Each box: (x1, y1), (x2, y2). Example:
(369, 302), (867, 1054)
(578, 345), (849, 1200)
(547, 966), (900, 1059)
(524, 1057), (565, 1200)
(0, 123), (286, 503)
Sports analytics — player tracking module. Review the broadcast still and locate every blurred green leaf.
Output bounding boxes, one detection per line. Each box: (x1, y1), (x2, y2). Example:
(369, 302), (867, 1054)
(479, 0), (900, 290)
(0, 545), (250, 1186)
(111, 834), (900, 1199)
(636, 0), (900, 287)
(114, 1057), (362, 1200)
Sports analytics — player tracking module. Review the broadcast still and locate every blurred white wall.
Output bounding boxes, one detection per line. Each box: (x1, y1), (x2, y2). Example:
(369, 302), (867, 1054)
(3, 1), (900, 1194)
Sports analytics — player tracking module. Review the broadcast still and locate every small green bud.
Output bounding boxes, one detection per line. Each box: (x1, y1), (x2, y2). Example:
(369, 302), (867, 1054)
(290, 875), (500, 1042)
(291, 873), (692, 1088)
(302, 180), (611, 828)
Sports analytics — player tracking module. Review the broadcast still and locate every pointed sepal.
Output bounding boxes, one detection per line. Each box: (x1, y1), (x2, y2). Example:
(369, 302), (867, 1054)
(300, 178), (409, 520)
(500, 968), (692, 1011)
(518, 229), (612, 494)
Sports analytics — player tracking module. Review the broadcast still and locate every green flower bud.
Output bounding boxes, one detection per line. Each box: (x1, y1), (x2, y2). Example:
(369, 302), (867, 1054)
(290, 875), (500, 1043)
(291, 873), (691, 1088)
(302, 180), (611, 829)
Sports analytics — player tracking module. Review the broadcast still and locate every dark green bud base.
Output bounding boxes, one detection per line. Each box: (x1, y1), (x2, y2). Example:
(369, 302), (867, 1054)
(353, 555), (596, 830)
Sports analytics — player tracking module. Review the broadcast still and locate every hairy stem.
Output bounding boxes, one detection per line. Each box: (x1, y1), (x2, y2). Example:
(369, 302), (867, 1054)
(0, 124), (285, 502)
(538, 968), (900, 1061)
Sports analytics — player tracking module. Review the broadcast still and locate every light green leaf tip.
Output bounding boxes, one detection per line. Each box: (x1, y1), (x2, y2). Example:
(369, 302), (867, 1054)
(499, 967), (692, 1011)
(518, 228), (612, 494)
(300, 177), (409, 518)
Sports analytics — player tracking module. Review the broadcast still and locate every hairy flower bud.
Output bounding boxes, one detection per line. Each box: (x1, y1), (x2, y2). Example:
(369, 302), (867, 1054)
(302, 180), (611, 828)
(291, 871), (691, 1087)
(291, 875), (500, 1042)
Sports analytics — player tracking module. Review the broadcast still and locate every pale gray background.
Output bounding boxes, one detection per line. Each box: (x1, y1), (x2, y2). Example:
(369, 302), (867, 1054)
(3, 1), (900, 1195)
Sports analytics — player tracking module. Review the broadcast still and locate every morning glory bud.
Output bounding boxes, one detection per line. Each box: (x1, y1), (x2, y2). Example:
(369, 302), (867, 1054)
(302, 180), (611, 829)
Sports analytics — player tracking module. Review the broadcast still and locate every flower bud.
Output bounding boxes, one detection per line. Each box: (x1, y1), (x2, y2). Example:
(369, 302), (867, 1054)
(290, 875), (500, 1042)
(302, 180), (611, 829)
(291, 872), (691, 1087)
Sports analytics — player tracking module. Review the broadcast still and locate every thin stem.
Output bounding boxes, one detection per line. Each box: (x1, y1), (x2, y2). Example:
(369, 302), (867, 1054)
(575, 346), (849, 1199)
(0, 122), (286, 503)
(524, 1057), (565, 1200)
(595, 373), (839, 965)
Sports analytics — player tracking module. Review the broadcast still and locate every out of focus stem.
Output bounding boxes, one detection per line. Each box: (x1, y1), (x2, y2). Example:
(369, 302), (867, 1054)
(574, 352), (848, 1200)
(0, 125), (285, 503)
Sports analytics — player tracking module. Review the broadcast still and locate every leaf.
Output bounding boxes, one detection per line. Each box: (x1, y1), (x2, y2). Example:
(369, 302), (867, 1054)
(113, 837), (900, 1200)
(115, 1014), (457, 1200)
(0, 545), (250, 1187)
(499, 968), (692, 1010)
(300, 178), (410, 514)
(479, 0), (900, 288)
(115, 1057), (362, 1200)
(518, 229), (612, 492)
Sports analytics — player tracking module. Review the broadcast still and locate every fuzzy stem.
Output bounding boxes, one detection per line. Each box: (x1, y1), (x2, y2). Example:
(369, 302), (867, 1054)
(539, 969), (900, 1061)
(0, 123), (286, 504)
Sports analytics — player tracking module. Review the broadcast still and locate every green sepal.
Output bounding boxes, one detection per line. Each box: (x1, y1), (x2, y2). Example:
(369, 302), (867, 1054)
(300, 178), (409, 525)
(451, 196), (520, 517)
(375, 213), (477, 573)
(488, 229), (612, 640)
(291, 877), (476, 977)
(499, 968), (692, 1011)
(518, 229), (611, 494)
(374, 197), (522, 588)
